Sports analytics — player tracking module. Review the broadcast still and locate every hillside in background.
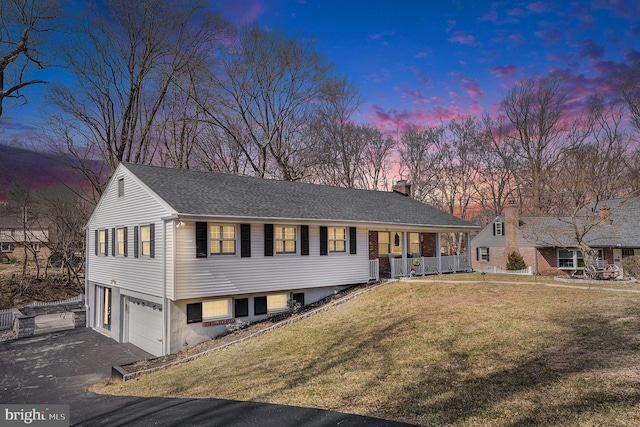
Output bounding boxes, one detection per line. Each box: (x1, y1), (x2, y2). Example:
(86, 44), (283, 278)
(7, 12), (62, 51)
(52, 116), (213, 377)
(0, 144), (94, 201)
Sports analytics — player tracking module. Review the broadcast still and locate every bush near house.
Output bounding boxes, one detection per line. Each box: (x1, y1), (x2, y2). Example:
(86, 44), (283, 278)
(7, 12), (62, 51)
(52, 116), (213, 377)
(506, 251), (527, 270)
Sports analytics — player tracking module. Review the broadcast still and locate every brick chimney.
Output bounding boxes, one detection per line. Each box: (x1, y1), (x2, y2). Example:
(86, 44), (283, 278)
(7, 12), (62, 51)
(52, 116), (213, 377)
(392, 180), (412, 197)
(503, 201), (520, 254)
(598, 205), (612, 224)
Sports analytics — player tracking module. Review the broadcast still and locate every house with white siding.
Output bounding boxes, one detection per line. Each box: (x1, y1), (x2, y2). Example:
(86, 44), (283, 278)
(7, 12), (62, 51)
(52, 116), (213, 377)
(86, 163), (478, 356)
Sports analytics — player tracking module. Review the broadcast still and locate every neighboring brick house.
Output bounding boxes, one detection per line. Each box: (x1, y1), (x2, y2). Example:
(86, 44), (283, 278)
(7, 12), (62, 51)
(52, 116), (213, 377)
(0, 217), (50, 261)
(85, 164), (478, 356)
(471, 199), (640, 276)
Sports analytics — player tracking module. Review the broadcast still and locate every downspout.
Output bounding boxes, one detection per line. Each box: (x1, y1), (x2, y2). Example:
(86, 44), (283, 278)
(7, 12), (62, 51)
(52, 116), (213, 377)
(162, 220), (168, 356)
(465, 232), (471, 271)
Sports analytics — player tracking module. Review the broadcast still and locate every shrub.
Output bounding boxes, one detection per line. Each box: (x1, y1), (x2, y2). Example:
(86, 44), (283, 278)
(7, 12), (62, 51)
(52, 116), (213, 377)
(225, 319), (250, 333)
(506, 251), (526, 271)
(621, 255), (640, 278)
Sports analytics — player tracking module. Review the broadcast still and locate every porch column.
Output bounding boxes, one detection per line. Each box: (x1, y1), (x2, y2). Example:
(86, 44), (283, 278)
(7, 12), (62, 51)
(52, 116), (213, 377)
(436, 233), (442, 275)
(402, 232), (407, 277)
(465, 232), (471, 271)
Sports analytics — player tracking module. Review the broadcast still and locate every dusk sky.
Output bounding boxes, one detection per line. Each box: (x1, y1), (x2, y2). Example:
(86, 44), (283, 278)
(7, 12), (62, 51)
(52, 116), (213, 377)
(212, 0), (640, 132)
(1, 0), (639, 143)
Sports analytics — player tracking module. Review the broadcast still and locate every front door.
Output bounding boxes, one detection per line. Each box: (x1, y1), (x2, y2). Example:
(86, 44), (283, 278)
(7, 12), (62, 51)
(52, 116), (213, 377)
(613, 249), (623, 278)
(102, 287), (112, 330)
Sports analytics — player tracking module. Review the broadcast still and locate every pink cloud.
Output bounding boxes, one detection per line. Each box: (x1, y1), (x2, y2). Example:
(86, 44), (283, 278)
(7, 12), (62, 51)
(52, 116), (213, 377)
(527, 2), (548, 13)
(507, 8), (526, 17)
(448, 32), (477, 46)
(508, 33), (526, 44)
(592, 0), (639, 19)
(535, 24), (561, 44)
(452, 73), (484, 99)
(368, 105), (464, 132)
(220, 0), (264, 23)
(574, 38), (605, 60)
(415, 51), (431, 58)
(488, 64), (521, 78)
(479, 10), (498, 23)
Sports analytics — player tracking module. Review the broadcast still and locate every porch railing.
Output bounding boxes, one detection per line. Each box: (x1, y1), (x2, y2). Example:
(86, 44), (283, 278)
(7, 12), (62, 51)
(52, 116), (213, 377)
(369, 259), (379, 281)
(390, 255), (472, 279)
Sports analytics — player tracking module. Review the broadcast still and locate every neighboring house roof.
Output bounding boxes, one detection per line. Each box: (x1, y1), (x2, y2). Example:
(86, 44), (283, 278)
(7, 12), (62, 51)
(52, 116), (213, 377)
(472, 197), (640, 249)
(121, 163), (477, 229)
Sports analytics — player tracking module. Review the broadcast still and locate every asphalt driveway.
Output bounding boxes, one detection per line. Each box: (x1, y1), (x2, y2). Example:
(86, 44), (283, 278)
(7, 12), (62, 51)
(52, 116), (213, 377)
(0, 328), (415, 426)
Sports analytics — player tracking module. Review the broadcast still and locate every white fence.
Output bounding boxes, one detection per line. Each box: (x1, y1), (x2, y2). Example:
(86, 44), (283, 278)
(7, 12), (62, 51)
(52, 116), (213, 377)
(0, 294), (85, 330)
(482, 266), (533, 275)
(27, 294), (84, 307)
(390, 255), (472, 279)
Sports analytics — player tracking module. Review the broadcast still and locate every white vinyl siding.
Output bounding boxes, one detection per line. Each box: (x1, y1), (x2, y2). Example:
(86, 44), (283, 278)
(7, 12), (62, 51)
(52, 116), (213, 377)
(87, 170), (172, 298)
(173, 223), (369, 300)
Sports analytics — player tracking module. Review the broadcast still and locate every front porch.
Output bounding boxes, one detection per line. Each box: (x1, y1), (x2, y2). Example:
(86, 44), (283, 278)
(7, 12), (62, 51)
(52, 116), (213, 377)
(368, 230), (473, 280)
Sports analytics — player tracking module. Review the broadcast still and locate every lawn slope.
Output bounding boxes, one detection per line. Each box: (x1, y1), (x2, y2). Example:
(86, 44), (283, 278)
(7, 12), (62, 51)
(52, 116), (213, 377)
(99, 280), (640, 426)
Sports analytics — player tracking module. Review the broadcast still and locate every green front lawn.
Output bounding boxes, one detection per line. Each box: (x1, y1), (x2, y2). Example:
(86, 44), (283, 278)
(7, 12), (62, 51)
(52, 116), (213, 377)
(97, 279), (640, 426)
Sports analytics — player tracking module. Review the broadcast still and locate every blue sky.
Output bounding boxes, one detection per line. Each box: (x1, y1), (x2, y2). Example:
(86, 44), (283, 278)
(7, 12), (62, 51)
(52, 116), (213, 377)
(213, 0), (640, 131)
(1, 0), (639, 141)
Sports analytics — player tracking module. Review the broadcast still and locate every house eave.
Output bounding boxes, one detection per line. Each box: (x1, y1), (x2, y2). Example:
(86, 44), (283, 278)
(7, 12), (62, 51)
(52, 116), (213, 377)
(161, 213), (479, 232)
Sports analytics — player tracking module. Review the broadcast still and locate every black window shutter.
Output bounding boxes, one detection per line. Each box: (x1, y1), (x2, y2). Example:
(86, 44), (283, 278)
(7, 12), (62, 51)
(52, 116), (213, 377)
(149, 223), (155, 258)
(111, 228), (116, 256)
(95, 230), (99, 256)
(133, 226), (139, 258)
(300, 225), (309, 256)
(501, 222), (505, 235)
(492, 223), (496, 235)
(487, 248), (490, 262)
(196, 222), (207, 258)
(104, 229), (109, 257)
(476, 247), (479, 261)
(264, 224), (274, 257)
(123, 227), (128, 257)
(320, 226), (328, 256)
(240, 224), (251, 257)
(349, 227), (357, 255)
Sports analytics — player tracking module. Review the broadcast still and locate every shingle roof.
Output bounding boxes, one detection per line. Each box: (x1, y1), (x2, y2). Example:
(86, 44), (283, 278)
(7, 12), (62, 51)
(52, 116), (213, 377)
(518, 198), (640, 248)
(123, 163), (477, 229)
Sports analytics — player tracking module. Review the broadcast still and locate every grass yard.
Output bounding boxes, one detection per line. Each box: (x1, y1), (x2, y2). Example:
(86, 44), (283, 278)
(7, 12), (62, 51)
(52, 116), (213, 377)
(97, 279), (640, 426)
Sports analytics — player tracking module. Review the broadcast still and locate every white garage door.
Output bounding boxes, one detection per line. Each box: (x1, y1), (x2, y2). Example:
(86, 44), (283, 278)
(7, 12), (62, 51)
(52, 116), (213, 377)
(127, 298), (163, 356)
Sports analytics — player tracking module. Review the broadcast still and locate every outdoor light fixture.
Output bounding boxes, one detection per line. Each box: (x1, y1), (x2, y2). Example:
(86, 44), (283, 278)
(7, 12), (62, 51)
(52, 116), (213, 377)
(394, 232), (400, 246)
(176, 221), (185, 229)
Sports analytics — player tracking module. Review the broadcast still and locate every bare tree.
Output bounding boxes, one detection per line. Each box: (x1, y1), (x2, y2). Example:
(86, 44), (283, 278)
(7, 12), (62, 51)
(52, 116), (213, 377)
(501, 78), (581, 214)
(198, 23), (335, 179)
(0, 0), (58, 118)
(397, 124), (442, 200)
(44, 0), (227, 194)
(613, 60), (640, 133)
(360, 125), (395, 190)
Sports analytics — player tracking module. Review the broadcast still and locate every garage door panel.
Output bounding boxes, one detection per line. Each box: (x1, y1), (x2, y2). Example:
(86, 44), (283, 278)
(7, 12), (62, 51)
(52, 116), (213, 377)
(127, 298), (163, 356)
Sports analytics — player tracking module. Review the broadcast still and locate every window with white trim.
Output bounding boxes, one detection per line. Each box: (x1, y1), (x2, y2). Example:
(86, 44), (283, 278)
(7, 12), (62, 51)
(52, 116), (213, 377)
(267, 293), (288, 312)
(99, 229), (107, 256)
(210, 224), (236, 255)
(140, 225), (151, 256)
(557, 249), (603, 269)
(0, 242), (13, 252)
(478, 247), (489, 262)
(275, 226), (296, 254)
(495, 222), (503, 236)
(408, 232), (420, 256)
(329, 227), (346, 252)
(622, 249), (635, 258)
(31, 243), (41, 252)
(116, 228), (126, 256)
(202, 299), (231, 320)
